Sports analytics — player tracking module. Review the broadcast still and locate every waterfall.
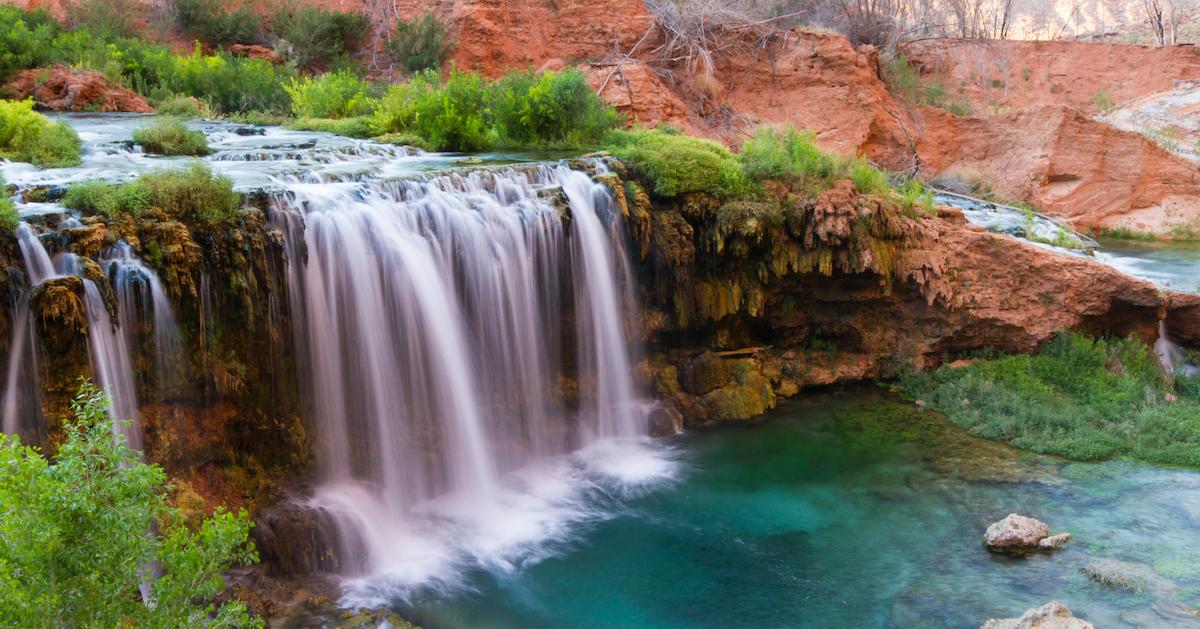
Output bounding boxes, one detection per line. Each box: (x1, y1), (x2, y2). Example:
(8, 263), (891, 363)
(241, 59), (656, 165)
(105, 241), (185, 398)
(274, 164), (672, 600)
(1156, 320), (1199, 377)
(1, 224), (54, 437)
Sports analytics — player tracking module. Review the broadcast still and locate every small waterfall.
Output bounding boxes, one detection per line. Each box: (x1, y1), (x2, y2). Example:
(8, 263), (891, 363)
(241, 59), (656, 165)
(105, 241), (185, 398)
(274, 164), (671, 599)
(1156, 320), (1199, 377)
(1, 224), (54, 437)
(59, 254), (142, 447)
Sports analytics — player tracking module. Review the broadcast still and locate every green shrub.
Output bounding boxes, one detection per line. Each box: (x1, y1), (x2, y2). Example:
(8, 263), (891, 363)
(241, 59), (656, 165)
(0, 99), (82, 168)
(0, 6), (60, 77)
(605, 128), (750, 198)
(849, 159), (890, 195)
(269, 5), (367, 72)
(883, 54), (970, 116)
(0, 382), (260, 627)
(902, 332), (1200, 466)
(0, 174), (17, 230)
(226, 109), (290, 126)
(373, 131), (430, 150)
(1092, 89), (1115, 113)
(897, 178), (935, 216)
(174, 0), (262, 47)
(286, 116), (374, 138)
(371, 68), (490, 151)
(153, 47), (293, 115)
(153, 94), (209, 117)
(61, 0), (142, 39)
(65, 163), (240, 228)
(285, 69), (375, 119)
(490, 68), (620, 148)
(132, 118), (210, 155)
(386, 12), (452, 74)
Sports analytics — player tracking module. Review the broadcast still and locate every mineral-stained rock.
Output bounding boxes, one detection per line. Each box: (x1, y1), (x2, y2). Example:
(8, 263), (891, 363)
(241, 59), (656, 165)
(5, 66), (153, 113)
(1038, 532), (1073, 550)
(980, 601), (1093, 629)
(253, 502), (346, 577)
(983, 514), (1049, 552)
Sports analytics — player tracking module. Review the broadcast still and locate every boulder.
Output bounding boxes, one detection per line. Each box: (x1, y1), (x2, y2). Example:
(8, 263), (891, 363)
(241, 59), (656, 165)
(983, 514), (1049, 552)
(5, 66), (153, 113)
(981, 601), (1094, 629)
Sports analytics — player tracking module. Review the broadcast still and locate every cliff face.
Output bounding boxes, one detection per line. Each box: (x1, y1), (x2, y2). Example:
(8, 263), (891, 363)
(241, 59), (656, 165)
(609, 165), (1197, 426)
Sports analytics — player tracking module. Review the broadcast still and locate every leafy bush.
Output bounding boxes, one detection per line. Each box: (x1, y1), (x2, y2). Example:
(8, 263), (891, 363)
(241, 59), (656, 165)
(386, 12), (452, 74)
(285, 69), (375, 119)
(65, 163), (240, 228)
(61, 0), (142, 39)
(883, 54), (969, 116)
(175, 0), (262, 47)
(1092, 89), (1115, 113)
(605, 128), (749, 198)
(153, 94), (210, 117)
(0, 6), (60, 77)
(0, 99), (82, 168)
(371, 67), (619, 151)
(0, 382), (260, 627)
(269, 5), (367, 72)
(0, 174), (17, 230)
(286, 116), (374, 138)
(152, 47), (294, 115)
(739, 126), (841, 194)
(490, 69), (620, 148)
(133, 118), (210, 155)
(849, 159), (889, 195)
(902, 332), (1200, 466)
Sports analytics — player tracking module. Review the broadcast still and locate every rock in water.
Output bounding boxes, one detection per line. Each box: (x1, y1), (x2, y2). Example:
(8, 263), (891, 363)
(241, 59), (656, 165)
(1038, 532), (1073, 550)
(983, 514), (1049, 552)
(980, 601), (1093, 629)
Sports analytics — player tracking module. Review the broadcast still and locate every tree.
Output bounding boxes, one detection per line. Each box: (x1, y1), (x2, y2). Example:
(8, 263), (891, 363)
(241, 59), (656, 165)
(0, 382), (261, 628)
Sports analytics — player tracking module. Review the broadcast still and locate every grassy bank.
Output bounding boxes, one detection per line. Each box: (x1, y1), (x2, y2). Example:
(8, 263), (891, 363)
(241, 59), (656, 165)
(902, 333), (1200, 467)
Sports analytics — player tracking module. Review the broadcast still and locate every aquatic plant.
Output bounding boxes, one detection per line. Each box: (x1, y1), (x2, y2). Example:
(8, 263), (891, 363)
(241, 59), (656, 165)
(0, 382), (260, 627)
(902, 332), (1200, 467)
(132, 117), (211, 156)
(0, 98), (82, 168)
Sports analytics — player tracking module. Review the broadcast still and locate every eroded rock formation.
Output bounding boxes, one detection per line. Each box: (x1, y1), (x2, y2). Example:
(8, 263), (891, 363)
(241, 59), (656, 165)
(5, 67), (154, 113)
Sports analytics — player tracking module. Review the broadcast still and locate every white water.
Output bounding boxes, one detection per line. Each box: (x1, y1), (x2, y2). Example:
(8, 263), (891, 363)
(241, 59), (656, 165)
(1156, 320), (1199, 377)
(105, 241), (185, 399)
(274, 165), (673, 602)
(0, 224), (52, 437)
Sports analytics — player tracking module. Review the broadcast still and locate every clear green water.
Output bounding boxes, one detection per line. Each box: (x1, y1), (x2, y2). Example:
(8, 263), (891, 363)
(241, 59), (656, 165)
(389, 388), (1200, 628)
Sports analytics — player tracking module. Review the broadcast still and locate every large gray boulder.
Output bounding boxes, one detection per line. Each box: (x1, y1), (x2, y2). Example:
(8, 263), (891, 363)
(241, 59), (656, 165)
(980, 601), (1094, 629)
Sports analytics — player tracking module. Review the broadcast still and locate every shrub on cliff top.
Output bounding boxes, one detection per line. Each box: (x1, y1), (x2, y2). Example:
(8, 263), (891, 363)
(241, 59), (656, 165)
(0, 99), (82, 168)
(0, 382), (260, 627)
(902, 332), (1200, 466)
(64, 163), (240, 228)
(605, 128), (749, 199)
(133, 117), (211, 156)
(174, 0), (262, 48)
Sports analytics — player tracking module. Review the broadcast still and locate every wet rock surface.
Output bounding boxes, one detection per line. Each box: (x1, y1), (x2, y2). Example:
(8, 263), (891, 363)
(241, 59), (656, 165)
(983, 514), (1050, 552)
(980, 601), (1094, 629)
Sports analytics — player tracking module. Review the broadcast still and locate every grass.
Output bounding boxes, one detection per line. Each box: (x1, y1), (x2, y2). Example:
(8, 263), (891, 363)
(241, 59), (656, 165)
(0, 98), (82, 168)
(63, 163), (239, 229)
(1092, 89), (1115, 113)
(0, 173), (18, 230)
(132, 118), (210, 156)
(152, 94), (209, 118)
(605, 128), (750, 198)
(902, 332), (1200, 467)
(285, 116), (374, 138)
(883, 55), (972, 116)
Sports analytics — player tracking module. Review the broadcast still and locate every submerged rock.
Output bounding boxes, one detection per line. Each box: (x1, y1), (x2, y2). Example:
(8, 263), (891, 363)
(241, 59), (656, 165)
(1039, 533), (1073, 550)
(980, 601), (1093, 629)
(983, 514), (1049, 552)
(1080, 559), (1146, 592)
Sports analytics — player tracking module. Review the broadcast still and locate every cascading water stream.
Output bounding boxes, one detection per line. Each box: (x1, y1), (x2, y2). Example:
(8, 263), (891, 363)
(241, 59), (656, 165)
(1156, 320), (1199, 377)
(1, 224), (54, 436)
(273, 164), (672, 601)
(105, 241), (185, 398)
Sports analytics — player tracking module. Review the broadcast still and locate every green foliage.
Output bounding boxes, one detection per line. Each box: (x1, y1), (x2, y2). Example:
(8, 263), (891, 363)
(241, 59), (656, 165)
(64, 163), (240, 228)
(373, 131), (430, 150)
(151, 47), (293, 115)
(286, 115), (374, 138)
(489, 68), (620, 148)
(285, 69), (375, 119)
(897, 178), (935, 216)
(373, 68), (488, 151)
(387, 12), (452, 74)
(0, 382), (260, 627)
(883, 54), (970, 116)
(175, 0), (262, 48)
(902, 333), (1200, 466)
(226, 110), (289, 126)
(153, 94), (209, 117)
(1097, 226), (1159, 242)
(62, 0), (142, 39)
(605, 128), (750, 198)
(269, 5), (367, 72)
(848, 159), (889, 195)
(0, 174), (17, 231)
(0, 99), (82, 168)
(133, 117), (211, 156)
(1092, 89), (1115, 113)
(0, 6), (60, 77)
